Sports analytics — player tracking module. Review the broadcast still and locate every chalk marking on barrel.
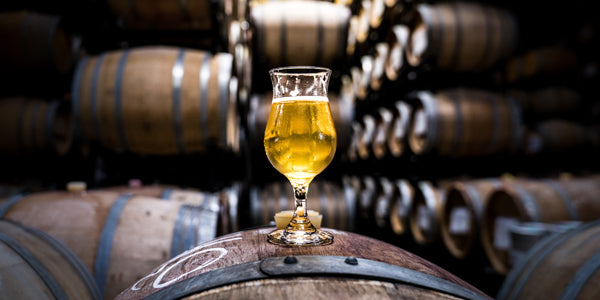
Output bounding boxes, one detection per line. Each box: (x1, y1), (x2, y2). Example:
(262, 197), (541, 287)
(131, 235), (242, 291)
(152, 248), (227, 289)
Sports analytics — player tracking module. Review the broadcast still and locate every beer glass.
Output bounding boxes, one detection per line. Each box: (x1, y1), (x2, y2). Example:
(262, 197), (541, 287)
(264, 66), (337, 246)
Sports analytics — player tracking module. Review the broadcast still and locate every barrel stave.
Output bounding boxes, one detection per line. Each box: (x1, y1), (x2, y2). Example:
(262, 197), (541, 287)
(116, 228), (491, 299)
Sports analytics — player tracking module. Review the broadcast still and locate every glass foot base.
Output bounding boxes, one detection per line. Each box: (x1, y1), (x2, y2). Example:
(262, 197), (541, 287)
(267, 228), (333, 246)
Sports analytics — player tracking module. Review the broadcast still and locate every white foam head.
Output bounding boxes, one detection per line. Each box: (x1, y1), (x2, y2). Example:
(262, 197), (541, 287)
(272, 96), (329, 103)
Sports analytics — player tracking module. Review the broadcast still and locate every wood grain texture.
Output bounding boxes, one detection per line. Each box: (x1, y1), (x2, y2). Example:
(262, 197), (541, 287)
(250, 1), (351, 68)
(408, 89), (522, 157)
(0, 189), (223, 299)
(405, 2), (518, 72)
(482, 176), (600, 275)
(185, 278), (463, 300)
(73, 46), (236, 155)
(498, 219), (600, 300)
(0, 220), (98, 300)
(0, 97), (72, 155)
(117, 227), (490, 299)
(441, 179), (501, 259)
(0, 11), (73, 74)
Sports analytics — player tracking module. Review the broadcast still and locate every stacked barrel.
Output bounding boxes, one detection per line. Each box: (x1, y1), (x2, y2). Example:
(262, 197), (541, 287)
(341, 174), (600, 291)
(1, 0), (600, 299)
(338, 0), (600, 297)
(0, 180), (241, 299)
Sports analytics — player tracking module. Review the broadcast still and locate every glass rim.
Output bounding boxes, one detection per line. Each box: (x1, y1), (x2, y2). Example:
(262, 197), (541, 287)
(269, 66), (332, 76)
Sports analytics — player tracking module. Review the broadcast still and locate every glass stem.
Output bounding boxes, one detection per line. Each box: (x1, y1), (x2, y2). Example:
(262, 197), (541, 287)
(292, 183), (309, 223)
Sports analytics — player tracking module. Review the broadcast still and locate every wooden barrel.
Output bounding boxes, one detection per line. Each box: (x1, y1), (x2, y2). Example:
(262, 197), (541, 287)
(115, 227), (492, 300)
(0, 97), (72, 156)
(388, 100), (412, 157)
(410, 181), (445, 245)
(374, 177), (415, 235)
(408, 88), (523, 157)
(356, 114), (376, 160)
(505, 46), (578, 83)
(246, 91), (354, 163)
(0, 11), (74, 76)
(369, 42), (389, 91)
(0, 184), (26, 199)
(356, 176), (378, 228)
(369, 0), (385, 31)
(100, 181), (242, 233)
(225, 0), (249, 22)
(507, 87), (582, 118)
(249, 180), (355, 232)
(250, 1), (351, 68)
(106, 0), (216, 30)
(525, 119), (596, 155)
(385, 24), (410, 81)
(347, 121), (362, 162)
(405, 2), (518, 72)
(481, 176), (600, 275)
(233, 42), (252, 105)
(0, 220), (101, 300)
(346, 15), (360, 57)
(441, 179), (502, 260)
(390, 179), (415, 236)
(372, 107), (394, 159)
(497, 219), (600, 300)
(355, 0), (371, 45)
(355, 55), (374, 101)
(100, 180), (213, 202)
(373, 177), (394, 230)
(71, 46), (238, 155)
(0, 188), (230, 299)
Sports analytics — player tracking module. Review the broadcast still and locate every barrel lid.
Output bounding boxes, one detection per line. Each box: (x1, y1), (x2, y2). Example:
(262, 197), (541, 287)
(67, 181), (87, 192)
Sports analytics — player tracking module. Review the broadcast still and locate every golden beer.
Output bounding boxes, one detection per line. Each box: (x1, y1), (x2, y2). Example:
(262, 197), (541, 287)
(264, 96), (337, 184)
(266, 66), (334, 246)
